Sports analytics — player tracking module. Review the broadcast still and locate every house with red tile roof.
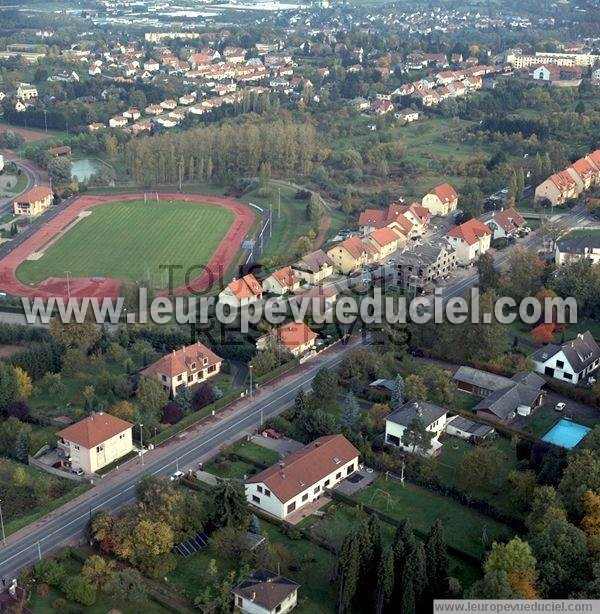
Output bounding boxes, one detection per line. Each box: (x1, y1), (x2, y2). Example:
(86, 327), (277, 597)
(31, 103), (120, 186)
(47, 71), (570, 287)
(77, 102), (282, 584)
(245, 434), (359, 519)
(446, 218), (492, 265)
(57, 412), (133, 474)
(326, 237), (377, 274)
(483, 208), (526, 240)
(422, 183), (459, 216)
(13, 185), (53, 216)
(262, 266), (301, 296)
(366, 227), (402, 260)
(359, 202), (429, 237)
(142, 341), (222, 396)
(258, 321), (318, 357)
(535, 170), (580, 206)
(567, 157), (599, 192)
(219, 273), (263, 308)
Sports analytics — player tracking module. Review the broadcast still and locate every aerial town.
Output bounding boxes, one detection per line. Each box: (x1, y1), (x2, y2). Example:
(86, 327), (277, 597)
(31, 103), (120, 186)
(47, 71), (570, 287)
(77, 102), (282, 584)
(0, 0), (598, 611)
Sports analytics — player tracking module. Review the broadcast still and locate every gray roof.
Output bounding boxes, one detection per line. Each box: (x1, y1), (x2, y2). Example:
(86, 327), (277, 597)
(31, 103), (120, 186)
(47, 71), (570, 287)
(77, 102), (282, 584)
(233, 570), (299, 610)
(531, 331), (600, 375)
(453, 366), (514, 392)
(387, 399), (446, 428)
(396, 240), (454, 268)
(293, 249), (333, 274)
(556, 235), (600, 254)
(475, 383), (542, 420)
(447, 415), (495, 438)
(511, 371), (545, 388)
(370, 378), (396, 392)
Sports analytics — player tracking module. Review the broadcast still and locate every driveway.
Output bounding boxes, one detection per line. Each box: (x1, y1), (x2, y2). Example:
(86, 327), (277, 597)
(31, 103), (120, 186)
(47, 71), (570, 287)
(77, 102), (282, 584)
(251, 434), (304, 458)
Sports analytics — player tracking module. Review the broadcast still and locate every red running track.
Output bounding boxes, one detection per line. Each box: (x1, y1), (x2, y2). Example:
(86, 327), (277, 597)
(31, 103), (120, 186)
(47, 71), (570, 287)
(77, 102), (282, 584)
(0, 192), (255, 301)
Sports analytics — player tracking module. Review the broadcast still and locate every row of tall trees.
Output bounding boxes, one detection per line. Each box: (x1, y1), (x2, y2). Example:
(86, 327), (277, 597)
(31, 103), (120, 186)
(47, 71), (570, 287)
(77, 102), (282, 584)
(337, 516), (451, 613)
(125, 120), (318, 186)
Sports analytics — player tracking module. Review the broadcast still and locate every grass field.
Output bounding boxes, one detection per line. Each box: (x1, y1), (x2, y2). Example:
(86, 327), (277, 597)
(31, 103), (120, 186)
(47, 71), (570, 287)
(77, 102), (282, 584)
(17, 199), (234, 289)
(353, 478), (514, 560)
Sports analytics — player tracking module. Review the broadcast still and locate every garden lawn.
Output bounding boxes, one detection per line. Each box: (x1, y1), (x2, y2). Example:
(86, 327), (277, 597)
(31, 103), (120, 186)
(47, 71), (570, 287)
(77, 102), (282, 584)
(17, 199), (234, 290)
(229, 439), (280, 466)
(353, 478), (514, 560)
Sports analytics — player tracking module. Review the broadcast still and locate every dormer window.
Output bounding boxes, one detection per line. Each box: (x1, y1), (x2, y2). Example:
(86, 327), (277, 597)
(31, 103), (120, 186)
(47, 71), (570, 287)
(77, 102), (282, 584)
(190, 362), (196, 371)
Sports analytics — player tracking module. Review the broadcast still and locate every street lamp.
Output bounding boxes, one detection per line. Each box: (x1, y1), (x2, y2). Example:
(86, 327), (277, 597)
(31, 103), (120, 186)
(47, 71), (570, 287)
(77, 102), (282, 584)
(139, 423), (144, 466)
(0, 499), (5, 546)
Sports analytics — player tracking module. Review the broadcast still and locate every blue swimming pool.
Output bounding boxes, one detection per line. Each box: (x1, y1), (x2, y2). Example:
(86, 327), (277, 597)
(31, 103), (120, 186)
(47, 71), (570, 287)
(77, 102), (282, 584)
(542, 418), (591, 449)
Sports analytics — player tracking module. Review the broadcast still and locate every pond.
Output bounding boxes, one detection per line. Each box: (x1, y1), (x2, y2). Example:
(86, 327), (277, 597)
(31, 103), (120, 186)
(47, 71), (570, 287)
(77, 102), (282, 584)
(71, 158), (109, 182)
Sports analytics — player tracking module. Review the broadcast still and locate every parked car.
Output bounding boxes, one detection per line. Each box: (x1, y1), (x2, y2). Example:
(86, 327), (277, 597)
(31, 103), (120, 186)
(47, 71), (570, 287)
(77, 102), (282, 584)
(555, 402), (566, 412)
(71, 467), (84, 476)
(170, 470), (185, 481)
(262, 428), (282, 440)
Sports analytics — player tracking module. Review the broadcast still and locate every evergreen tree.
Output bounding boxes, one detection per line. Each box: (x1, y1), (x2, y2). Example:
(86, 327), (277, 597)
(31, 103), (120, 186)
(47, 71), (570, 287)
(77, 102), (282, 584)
(312, 367), (338, 404)
(391, 521), (415, 603)
(425, 520), (450, 600)
(375, 548), (394, 614)
(292, 389), (308, 420)
(340, 392), (360, 434)
(337, 532), (360, 613)
(516, 168), (525, 201)
(15, 427), (30, 463)
(534, 153), (543, 181)
(390, 374), (405, 412)
(174, 386), (192, 414)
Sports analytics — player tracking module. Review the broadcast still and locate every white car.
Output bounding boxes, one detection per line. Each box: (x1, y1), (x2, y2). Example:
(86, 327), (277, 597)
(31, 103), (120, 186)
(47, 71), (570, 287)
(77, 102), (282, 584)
(170, 470), (185, 481)
(555, 402), (566, 412)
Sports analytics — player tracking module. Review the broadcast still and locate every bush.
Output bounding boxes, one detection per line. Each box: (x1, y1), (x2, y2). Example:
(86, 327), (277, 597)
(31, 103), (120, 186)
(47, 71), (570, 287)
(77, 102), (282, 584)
(34, 558), (66, 587)
(52, 598), (67, 610)
(4, 401), (31, 421)
(162, 402), (183, 425)
(62, 575), (96, 607)
(193, 383), (216, 410)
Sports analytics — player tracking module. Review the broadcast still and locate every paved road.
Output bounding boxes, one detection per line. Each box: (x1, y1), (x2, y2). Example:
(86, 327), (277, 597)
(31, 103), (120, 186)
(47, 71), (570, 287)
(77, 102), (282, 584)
(0, 154), (42, 214)
(0, 337), (360, 578)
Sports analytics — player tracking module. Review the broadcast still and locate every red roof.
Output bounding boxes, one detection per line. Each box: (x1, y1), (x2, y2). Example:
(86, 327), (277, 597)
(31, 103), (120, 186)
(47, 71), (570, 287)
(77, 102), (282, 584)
(142, 341), (222, 379)
(430, 183), (458, 204)
(15, 185), (52, 204)
(369, 227), (399, 247)
(227, 273), (262, 300)
(588, 150), (600, 169)
(275, 321), (317, 351)
(550, 170), (577, 192)
(247, 434), (359, 502)
(490, 208), (525, 233)
(57, 412), (133, 449)
(338, 236), (370, 259)
(447, 218), (491, 245)
(359, 202), (429, 231)
(269, 267), (300, 289)
(571, 157), (596, 180)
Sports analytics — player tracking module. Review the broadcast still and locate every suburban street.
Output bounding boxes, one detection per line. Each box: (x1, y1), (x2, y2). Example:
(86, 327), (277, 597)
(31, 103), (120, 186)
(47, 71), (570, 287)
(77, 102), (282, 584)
(0, 336), (361, 578)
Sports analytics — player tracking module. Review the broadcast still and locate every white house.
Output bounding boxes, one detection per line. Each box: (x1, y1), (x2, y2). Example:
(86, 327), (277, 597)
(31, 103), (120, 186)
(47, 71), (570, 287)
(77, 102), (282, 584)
(232, 570), (299, 614)
(555, 235), (600, 266)
(530, 331), (600, 385)
(385, 399), (448, 456)
(218, 273), (263, 309)
(262, 266), (301, 296)
(16, 83), (38, 100)
(245, 434), (359, 520)
(446, 219), (492, 265)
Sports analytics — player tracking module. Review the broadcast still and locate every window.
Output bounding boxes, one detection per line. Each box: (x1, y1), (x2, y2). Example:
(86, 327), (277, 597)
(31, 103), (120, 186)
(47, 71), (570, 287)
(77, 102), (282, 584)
(257, 485), (263, 493)
(287, 502), (296, 513)
(347, 464), (354, 474)
(276, 605), (282, 613)
(324, 479), (330, 487)
(237, 597), (243, 607)
(336, 472), (341, 480)
(252, 495), (260, 503)
(264, 489), (271, 497)
(74, 444), (80, 451)
(556, 360), (565, 369)
(96, 445), (104, 453)
(564, 373), (572, 380)
(314, 485), (320, 494)
(302, 493), (308, 502)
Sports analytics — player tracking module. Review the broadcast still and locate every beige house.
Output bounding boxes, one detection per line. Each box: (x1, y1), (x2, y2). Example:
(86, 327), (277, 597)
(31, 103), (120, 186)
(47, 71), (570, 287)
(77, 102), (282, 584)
(366, 227), (402, 261)
(421, 183), (459, 216)
(534, 170), (580, 206)
(142, 341), (222, 397)
(57, 412), (133, 474)
(262, 267), (301, 296)
(326, 237), (376, 275)
(246, 434), (359, 520)
(13, 185), (53, 216)
(446, 219), (492, 265)
(291, 249), (334, 285)
(257, 322), (318, 357)
(218, 273), (263, 308)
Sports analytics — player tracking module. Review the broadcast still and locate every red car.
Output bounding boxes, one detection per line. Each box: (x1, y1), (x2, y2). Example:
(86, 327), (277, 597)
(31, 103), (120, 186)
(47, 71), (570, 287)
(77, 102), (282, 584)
(262, 428), (282, 440)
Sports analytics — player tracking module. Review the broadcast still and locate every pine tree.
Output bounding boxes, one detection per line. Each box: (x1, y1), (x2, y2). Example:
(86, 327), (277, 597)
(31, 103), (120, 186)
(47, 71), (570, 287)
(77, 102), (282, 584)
(375, 548), (394, 614)
(174, 386), (192, 414)
(340, 392), (360, 433)
(534, 153), (543, 181)
(425, 520), (450, 601)
(390, 374), (405, 412)
(15, 428), (30, 463)
(516, 168), (525, 201)
(337, 532), (360, 613)
(292, 389), (308, 420)
(391, 521), (415, 603)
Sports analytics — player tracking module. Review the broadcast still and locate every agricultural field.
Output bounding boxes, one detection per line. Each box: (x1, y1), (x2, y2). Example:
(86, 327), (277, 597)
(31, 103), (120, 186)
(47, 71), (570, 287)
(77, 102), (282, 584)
(16, 199), (235, 290)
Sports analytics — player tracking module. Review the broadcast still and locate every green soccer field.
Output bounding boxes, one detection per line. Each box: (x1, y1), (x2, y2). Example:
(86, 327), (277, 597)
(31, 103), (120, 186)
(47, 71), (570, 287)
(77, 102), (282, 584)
(17, 199), (235, 290)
